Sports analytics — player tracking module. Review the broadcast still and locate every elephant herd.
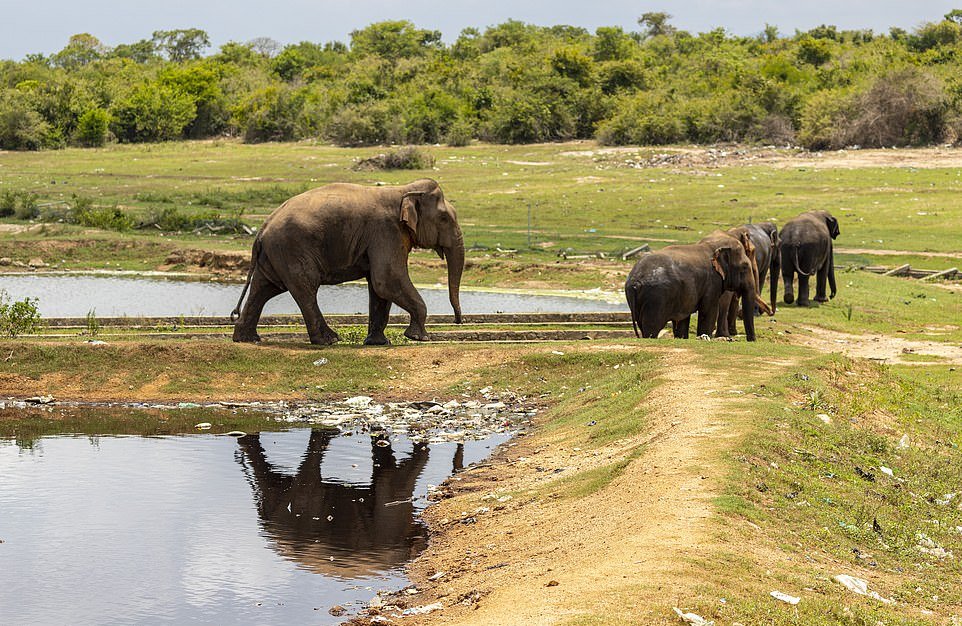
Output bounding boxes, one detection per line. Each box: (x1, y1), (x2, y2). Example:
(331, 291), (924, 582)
(229, 179), (839, 345)
(625, 209), (840, 341)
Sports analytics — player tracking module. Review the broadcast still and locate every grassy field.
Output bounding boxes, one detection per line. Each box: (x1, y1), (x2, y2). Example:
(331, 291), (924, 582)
(2, 141), (962, 275)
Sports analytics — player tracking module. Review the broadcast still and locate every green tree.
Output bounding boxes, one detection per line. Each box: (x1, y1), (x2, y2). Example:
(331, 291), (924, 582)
(110, 82), (196, 142)
(593, 26), (634, 61)
(638, 12), (676, 39)
(350, 21), (441, 59)
(152, 29), (211, 62)
(0, 89), (50, 150)
(74, 108), (110, 146)
(52, 33), (107, 69)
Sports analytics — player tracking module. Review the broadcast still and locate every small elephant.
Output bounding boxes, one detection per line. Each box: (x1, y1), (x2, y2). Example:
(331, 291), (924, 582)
(231, 179), (464, 345)
(625, 230), (772, 341)
(716, 222), (779, 338)
(780, 210), (839, 307)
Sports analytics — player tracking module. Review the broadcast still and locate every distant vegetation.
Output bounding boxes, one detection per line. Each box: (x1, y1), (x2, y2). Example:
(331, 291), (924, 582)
(5, 14), (962, 150)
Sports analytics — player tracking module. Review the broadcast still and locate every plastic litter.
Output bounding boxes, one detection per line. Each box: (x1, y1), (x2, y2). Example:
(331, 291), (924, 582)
(816, 413), (831, 424)
(194, 422), (212, 429)
(897, 434), (911, 449)
(770, 590), (800, 605)
(225, 431), (246, 437)
(344, 396), (373, 408)
(673, 607), (714, 625)
(312, 357), (328, 366)
(879, 466), (894, 477)
(402, 602), (443, 616)
(833, 574), (894, 604)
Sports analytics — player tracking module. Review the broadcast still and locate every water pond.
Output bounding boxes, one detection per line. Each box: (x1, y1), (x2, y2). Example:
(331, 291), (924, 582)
(0, 274), (627, 318)
(0, 409), (509, 624)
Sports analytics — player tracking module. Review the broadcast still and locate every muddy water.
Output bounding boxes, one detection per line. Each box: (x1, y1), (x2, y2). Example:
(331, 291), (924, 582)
(0, 426), (508, 624)
(0, 274), (626, 318)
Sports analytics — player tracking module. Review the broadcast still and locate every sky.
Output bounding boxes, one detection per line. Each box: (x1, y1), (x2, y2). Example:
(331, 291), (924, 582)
(1, 1), (957, 60)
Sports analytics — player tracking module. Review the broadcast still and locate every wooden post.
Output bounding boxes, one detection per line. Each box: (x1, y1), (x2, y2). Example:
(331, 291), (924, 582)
(920, 267), (958, 282)
(883, 263), (911, 276)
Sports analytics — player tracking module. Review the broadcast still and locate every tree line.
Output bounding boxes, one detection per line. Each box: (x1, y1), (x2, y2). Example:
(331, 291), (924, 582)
(3, 13), (962, 151)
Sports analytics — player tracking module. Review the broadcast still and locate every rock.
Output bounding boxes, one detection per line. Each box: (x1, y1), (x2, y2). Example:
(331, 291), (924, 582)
(0, 257), (10, 266)
(28, 258), (46, 268)
(816, 413), (831, 424)
(25, 395), (54, 405)
(897, 434), (911, 449)
(328, 605), (347, 617)
(546, 580), (559, 587)
(344, 395), (373, 408)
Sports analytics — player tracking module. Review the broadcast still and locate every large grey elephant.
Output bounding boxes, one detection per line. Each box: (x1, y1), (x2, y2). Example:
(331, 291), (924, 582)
(625, 230), (772, 341)
(780, 210), (839, 306)
(716, 222), (779, 338)
(231, 179), (464, 345)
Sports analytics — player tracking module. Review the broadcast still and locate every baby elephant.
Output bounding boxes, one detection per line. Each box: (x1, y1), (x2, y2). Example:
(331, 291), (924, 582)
(625, 231), (772, 341)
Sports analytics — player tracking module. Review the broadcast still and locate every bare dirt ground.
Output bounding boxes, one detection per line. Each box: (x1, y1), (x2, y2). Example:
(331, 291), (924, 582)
(836, 247), (962, 260)
(789, 325), (962, 365)
(385, 346), (790, 625)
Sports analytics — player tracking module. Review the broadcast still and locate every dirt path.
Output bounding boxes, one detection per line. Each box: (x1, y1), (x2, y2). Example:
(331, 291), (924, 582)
(400, 347), (787, 625)
(835, 247), (962, 260)
(790, 325), (962, 364)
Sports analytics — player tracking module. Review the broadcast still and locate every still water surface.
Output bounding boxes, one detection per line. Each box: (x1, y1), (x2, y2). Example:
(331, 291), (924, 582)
(0, 428), (506, 624)
(0, 274), (626, 317)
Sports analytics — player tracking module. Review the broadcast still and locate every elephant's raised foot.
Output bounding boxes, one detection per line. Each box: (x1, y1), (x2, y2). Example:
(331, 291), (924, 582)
(814, 297), (829, 303)
(404, 328), (430, 342)
(363, 334), (392, 346)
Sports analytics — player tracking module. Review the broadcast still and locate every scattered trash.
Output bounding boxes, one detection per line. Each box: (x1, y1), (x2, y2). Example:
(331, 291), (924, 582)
(673, 607), (714, 625)
(897, 434), (911, 449)
(770, 590), (800, 605)
(879, 466), (894, 477)
(401, 603), (443, 616)
(697, 334), (712, 341)
(344, 396), (373, 408)
(551, 351), (565, 356)
(816, 413), (831, 424)
(312, 357), (328, 366)
(427, 571), (446, 581)
(25, 396), (54, 405)
(833, 574), (894, 604)
(917, 533), (953, 559)
(178, 402), (201, 409)
(86, 340), (107, 346)
(194, 422), (212, 429)
(224, 431), (246, 437)
(936, 493), (957, 506)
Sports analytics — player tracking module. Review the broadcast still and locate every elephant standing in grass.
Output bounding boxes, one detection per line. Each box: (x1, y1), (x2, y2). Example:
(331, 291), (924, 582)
(780, 210), (840, 307)
(625, 231), (772, 342)
(716, 222), (779, 338)
(231, 179), (464, 345)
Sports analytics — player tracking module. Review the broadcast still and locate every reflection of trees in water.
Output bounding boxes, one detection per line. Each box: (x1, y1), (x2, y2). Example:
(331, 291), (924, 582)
(236, 430), (461, 578)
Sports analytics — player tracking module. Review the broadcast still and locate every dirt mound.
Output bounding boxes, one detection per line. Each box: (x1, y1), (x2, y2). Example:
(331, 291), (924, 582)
(163, 249), (250, 273)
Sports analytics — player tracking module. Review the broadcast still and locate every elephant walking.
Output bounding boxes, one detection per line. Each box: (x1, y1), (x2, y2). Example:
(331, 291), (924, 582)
(780, 210), (840, 307)
(625, 231), (771, 341)
(231, 179), (464, 345)
(716, 222), (779, 338)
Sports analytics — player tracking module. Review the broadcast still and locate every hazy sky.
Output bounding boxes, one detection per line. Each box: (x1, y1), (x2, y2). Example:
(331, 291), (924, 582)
(2, 1), (956, 60)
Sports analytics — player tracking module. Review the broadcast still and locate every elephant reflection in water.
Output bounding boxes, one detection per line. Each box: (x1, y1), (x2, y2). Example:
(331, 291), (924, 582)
(236, 430), (463, 578)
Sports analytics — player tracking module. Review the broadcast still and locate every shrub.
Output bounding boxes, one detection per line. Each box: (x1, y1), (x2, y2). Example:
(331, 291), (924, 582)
(0, 290), (42, 338)
(68, 195), (135, 231)
(74, 108), (110, 147)
(848, 67), (946, 147)
(0, 89), (50, 150)
(444, 118), (475, 146)
(796, 88), (856, 149)
(0, 190), (40, 219)
(353, 146), (435, 171)
(596, 93), (684, 145)
(139, 207), (250, 233)
(110, 82), (196, 142)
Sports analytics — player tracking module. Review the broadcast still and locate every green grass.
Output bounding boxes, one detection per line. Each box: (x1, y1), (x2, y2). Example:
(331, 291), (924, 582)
(702, 355), (962, 622)
(3, 141), (962, 264)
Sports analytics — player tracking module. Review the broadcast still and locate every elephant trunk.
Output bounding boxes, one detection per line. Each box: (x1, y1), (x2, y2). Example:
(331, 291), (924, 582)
(445, 229), (464, 324)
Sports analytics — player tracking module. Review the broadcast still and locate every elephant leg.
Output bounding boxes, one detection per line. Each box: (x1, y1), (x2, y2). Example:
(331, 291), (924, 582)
(289, 282), (339, 345)
(728, 294), (740, 335)
(828, 248), (837, 299)
(641, 315), (667, 339)
(716, 292), (734, 338)
(782, 267), (795, 304)
(814, 264), (829, 302)
(672, 316), (691, 339)
(696, 301), (719, 337)
(233, 270), (283, 343)
(370, 268), (429, 341)
(796, 274), (811, 307)
(364, 281), (393, 346)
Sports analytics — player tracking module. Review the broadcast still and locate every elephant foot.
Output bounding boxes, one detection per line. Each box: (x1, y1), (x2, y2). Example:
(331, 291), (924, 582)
(309, 331), (340, 346)
(404, 328), (430, 342)
(814, 296), (829, 303)
(363, 333), (391, 346)
(783, 292), (795, 304)
(233, 330), (261, 343)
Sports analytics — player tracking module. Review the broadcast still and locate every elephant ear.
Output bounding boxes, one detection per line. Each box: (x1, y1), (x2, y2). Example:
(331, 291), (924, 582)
(826, 215), (840, 239)
(711, 247), (729, 281)
(400, 192), (422, 238)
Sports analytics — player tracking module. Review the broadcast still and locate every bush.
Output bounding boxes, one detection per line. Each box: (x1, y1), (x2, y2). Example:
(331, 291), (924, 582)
(0, 290), (42, 338)
(797, 88), (856, 149)
(596, 93), (684, 145)
(444, 118), (475, 146)
(0, 190), (40, 219)
(848, 67), (946, 147)
(73, 108), (111, 147)
(110, 83), (196, 142)
(0, 89), (50, 150)
(139, 207), (251, 233)
(68, 195), (135, 231)
(353, 146), (435, 171)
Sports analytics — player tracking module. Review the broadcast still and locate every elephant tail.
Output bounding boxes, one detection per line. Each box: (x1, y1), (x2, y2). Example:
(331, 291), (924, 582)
(792, 244), (818, 277)
(625, 283), (640, 338)
(230, 236), (261, 322)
